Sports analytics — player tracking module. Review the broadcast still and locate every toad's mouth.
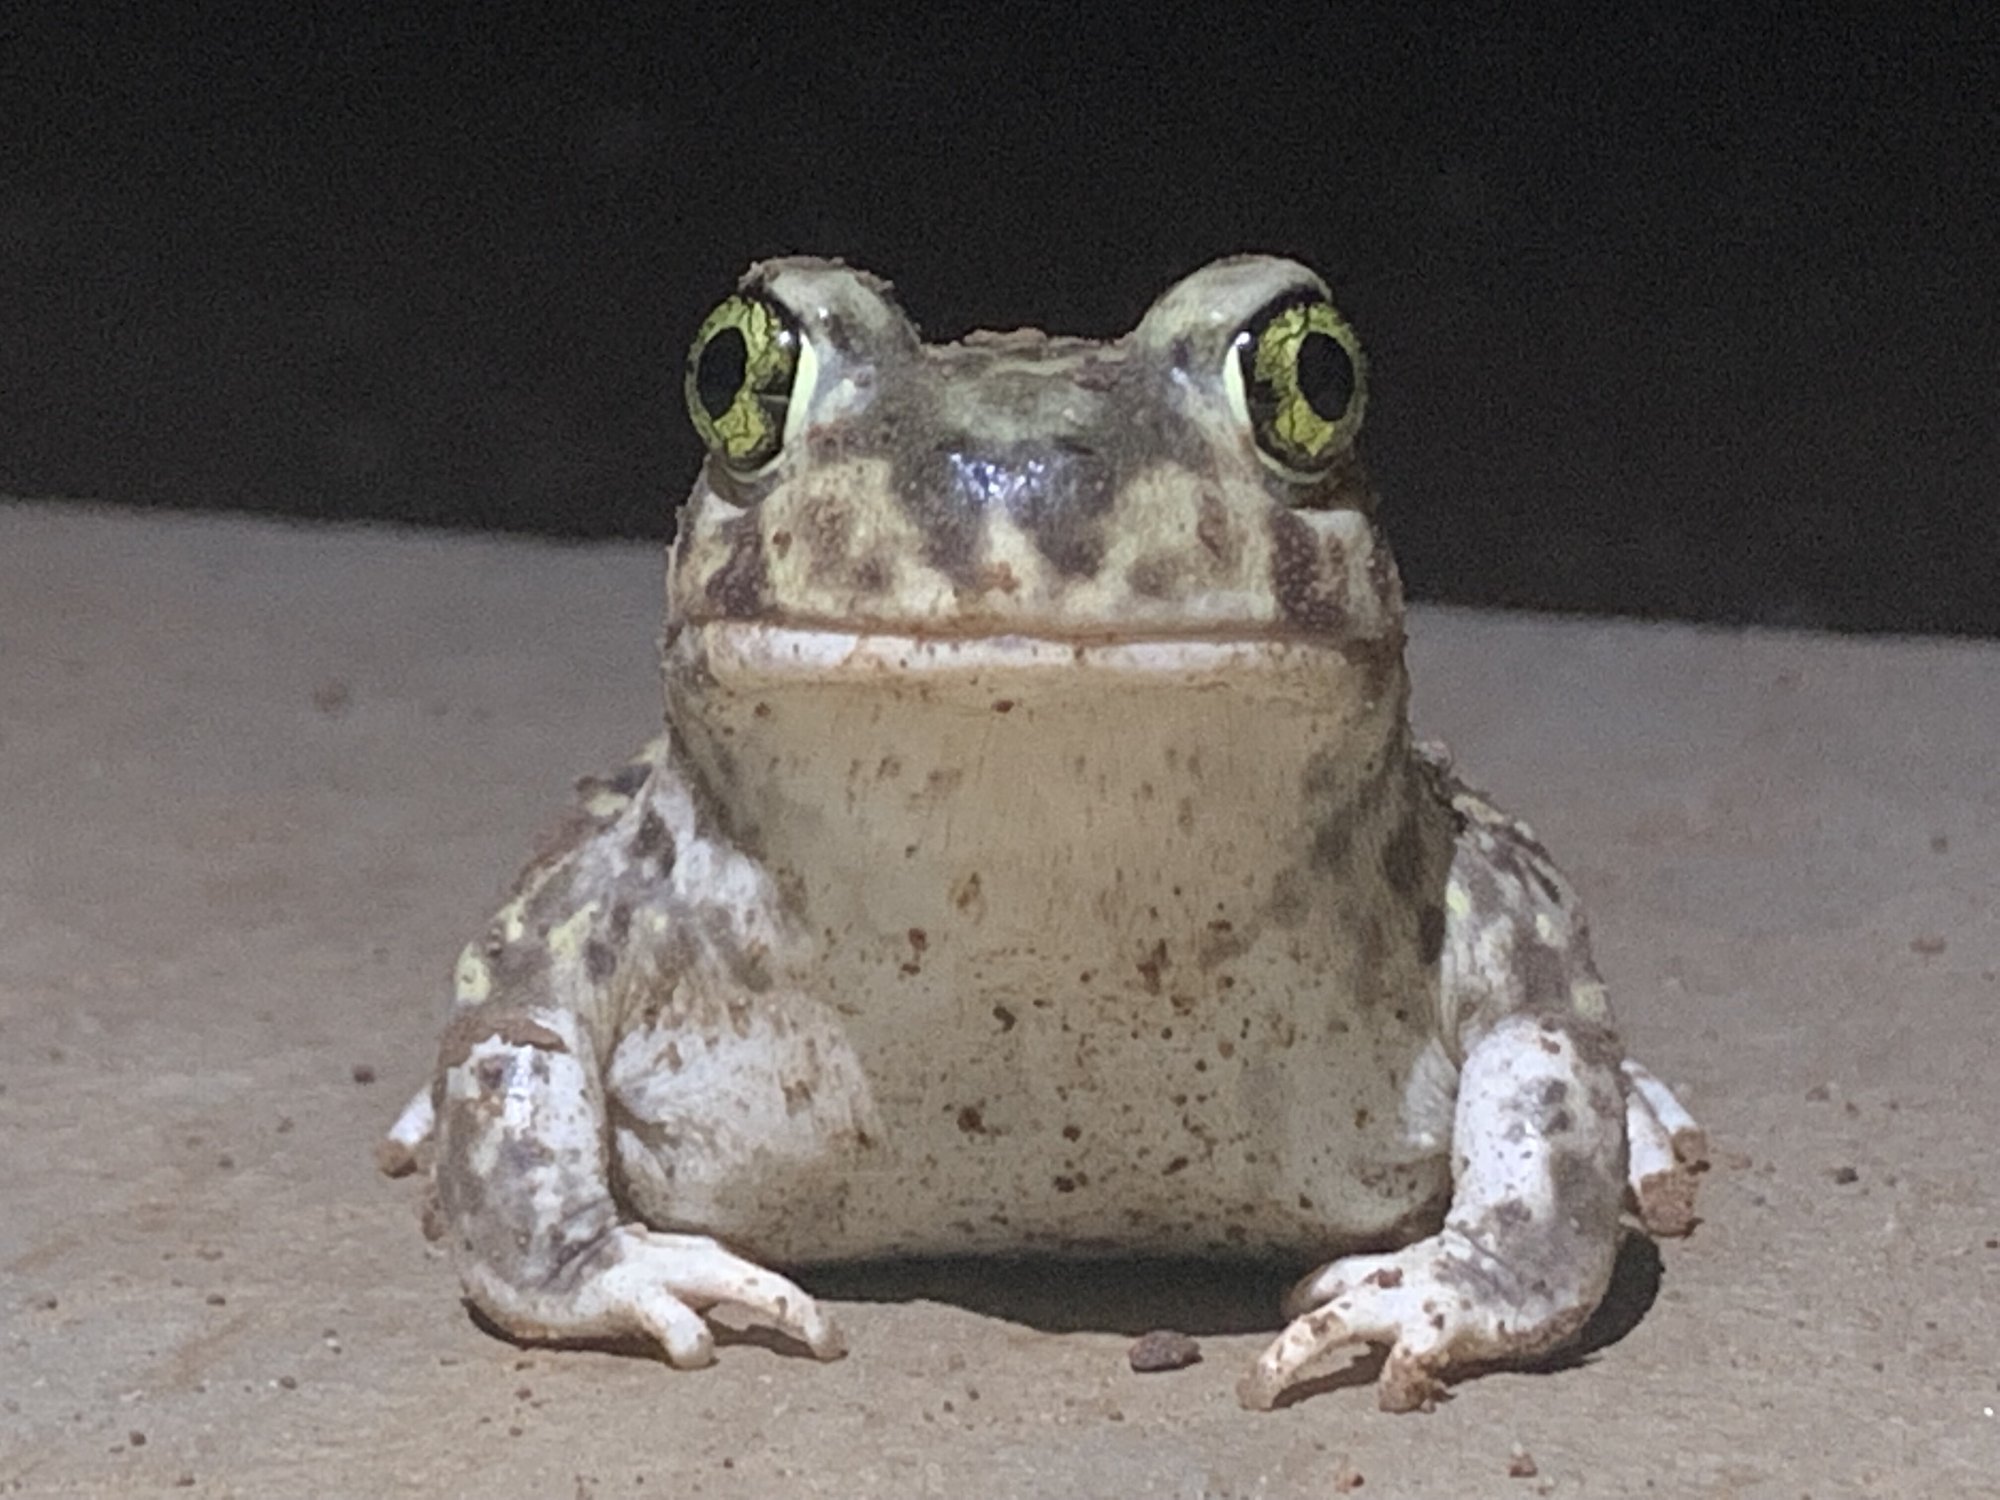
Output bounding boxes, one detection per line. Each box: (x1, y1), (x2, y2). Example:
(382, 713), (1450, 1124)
(673, 619), (1395, 688)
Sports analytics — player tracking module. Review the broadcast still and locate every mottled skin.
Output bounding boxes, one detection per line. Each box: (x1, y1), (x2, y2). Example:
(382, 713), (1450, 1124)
(381, 256), (1705, 1410)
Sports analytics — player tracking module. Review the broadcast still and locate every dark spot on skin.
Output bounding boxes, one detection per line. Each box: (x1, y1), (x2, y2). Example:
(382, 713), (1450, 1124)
(1135, 939), (1168, 995)
(991, 1004), (1016, 1032)
(781, 1079), (813, 1116)
(631, 807), (674, 867)
(1162, 1156), (1190, 1176)
(1364, 1266), (1405, 1289)
(1053, 1176), (1079, 1193)
(703, 514), (769, 618)
(1267, 509), (1349, 634)
(956, 1105), (986, 1135)
(1125, 555), (1182, 598)
(663, 1040), (683, 1072)
(584, 939), (617, 984)
(1018, 450), (1114, 578)
(898, 447), (983, 582)
(1516, 931), (1571, 1010)
(1168, 336), (1194, 372)
(1195, 490), (1234, 564)
(1309, 815), (1353, 873)
(1381, 814), (1425, 900)
(795, 488), (858, 575)
(1416, 901), (1446, 965)
(699, 907), (773, 993)
(438, 1012), (570, 1072)
(1062, 1124), (1082, 1142)
(606, 760), (650, 798)
(991, 699), (1015, 714)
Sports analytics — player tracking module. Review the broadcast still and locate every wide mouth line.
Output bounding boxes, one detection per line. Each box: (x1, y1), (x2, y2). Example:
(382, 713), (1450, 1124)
(682, 617), (1336, 650)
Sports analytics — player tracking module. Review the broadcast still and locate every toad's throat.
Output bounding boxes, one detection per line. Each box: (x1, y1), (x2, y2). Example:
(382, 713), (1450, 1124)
(662, 619), (1421, 968)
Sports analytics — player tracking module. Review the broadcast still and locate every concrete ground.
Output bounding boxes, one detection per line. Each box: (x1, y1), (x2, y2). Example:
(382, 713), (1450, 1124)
(2, 503), (1995, 1498)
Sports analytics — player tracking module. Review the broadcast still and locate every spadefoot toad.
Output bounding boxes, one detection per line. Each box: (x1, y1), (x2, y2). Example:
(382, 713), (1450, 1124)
(380, 256), (1705, 1411)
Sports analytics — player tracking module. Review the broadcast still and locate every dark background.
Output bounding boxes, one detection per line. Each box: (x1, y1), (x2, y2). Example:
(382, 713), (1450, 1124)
(4, 7), (1994, 634)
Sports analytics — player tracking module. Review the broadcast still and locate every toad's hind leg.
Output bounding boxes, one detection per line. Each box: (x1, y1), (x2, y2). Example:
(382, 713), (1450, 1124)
(434, 1008), (843, 1365)
(1239, 1011), (1628, 1412)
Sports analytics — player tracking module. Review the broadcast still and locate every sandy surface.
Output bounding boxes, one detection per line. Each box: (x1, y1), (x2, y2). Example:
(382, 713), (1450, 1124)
(3, 502), (1996, 1498)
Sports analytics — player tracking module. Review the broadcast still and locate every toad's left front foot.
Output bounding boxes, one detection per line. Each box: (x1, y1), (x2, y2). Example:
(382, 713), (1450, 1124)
(1238, 1228), (1588, 1413)
(1238, 1012), (1702, 1412)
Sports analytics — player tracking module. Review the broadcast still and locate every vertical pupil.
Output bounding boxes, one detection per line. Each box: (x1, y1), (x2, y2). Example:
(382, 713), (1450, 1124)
(1295, 330), (1353, 421)
(696, 327), (749, 421)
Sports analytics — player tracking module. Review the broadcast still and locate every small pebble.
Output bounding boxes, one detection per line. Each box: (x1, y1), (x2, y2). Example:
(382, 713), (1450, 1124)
(1127, 1329), (1202, 1372)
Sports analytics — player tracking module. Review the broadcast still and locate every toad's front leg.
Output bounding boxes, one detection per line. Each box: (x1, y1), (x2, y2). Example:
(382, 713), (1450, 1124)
(381, 746), (845, 1368)
(432, 1006), (843, 1366)
(1239, 1012), (1631, 1412)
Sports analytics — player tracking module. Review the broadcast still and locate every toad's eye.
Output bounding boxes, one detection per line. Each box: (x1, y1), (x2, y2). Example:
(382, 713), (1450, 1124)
(1226, 290), (1367, 477)
(684, 291), (813, 474)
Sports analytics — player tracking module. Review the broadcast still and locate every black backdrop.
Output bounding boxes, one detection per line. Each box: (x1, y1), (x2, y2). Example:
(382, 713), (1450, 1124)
(5, 6), (1994, 634)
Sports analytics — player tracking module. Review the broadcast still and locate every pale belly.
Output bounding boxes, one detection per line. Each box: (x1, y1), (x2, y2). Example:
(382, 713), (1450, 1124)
(603, 922), (1454, 1265)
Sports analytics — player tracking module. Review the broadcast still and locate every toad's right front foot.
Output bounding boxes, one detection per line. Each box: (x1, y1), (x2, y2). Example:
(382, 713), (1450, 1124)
(434, 1009), (844, 1367)
(461, 1223), (845, 1368)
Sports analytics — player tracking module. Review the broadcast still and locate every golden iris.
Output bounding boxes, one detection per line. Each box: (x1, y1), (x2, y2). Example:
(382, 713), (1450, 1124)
(685, 292), (802, 473)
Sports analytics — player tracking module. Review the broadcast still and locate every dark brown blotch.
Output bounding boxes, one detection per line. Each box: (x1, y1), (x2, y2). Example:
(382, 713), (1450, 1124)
(437, 1011), (570, 1073)
(1267, 510), (1350, 634)
(703, 515), (770, 618)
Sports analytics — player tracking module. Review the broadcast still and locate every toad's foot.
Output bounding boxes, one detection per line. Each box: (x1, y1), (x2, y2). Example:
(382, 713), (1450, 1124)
(1622, 1059), (1707, 1237)
(435, 1008), (844, 1368)
(461, 1225), (845, 1368)
(1239, 1011), (1639, 1412)
(1238, 1228), (1588, 1413)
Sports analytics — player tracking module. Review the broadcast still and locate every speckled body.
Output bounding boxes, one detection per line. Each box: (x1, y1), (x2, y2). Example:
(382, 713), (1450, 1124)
(382, 256), (1705, 1409)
